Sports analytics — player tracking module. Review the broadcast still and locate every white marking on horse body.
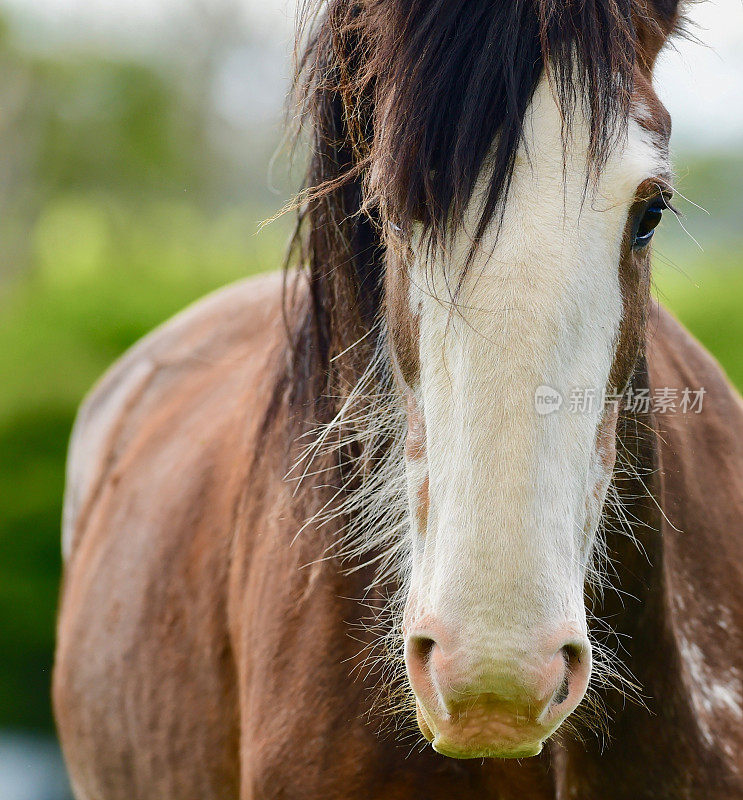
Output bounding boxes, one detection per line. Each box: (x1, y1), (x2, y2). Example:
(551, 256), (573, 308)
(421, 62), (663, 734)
(716, 604), (734, 633)
(679, 634), (743, 754)
(403, 73), (669, 662)
(709, 679), (743, 720)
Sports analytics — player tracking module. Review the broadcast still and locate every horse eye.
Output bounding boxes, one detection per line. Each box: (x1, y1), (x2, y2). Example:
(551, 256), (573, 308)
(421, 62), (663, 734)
(632, 198), (666, 249)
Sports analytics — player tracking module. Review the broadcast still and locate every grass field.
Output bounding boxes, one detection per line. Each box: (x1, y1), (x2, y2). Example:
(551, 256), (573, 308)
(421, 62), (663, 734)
(653, 248), (743, 389)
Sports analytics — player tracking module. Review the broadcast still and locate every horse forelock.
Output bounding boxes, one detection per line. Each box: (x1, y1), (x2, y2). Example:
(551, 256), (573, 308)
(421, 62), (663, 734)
(290, 0), (683, 299)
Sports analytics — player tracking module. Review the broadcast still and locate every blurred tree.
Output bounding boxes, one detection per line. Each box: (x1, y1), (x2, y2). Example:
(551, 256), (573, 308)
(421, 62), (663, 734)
(0, 3), (290, 733)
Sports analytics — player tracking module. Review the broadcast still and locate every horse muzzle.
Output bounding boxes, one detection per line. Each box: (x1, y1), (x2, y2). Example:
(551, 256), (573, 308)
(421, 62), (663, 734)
(404, 624), (591, 759)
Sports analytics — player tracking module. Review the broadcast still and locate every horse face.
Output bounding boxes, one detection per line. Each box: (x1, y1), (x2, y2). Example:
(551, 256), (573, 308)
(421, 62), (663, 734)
(386, 74), (671, 758)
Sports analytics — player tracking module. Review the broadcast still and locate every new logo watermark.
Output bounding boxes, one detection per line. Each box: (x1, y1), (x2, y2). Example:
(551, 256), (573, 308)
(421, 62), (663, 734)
(534, 385), (564, 416)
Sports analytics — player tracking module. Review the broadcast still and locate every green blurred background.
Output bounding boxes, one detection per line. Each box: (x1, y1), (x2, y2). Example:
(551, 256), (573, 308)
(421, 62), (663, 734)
(0, 0), (740, 797)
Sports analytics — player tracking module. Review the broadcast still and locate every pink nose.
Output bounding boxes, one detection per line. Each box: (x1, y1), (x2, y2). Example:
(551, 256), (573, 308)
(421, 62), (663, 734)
(404, 624), (591, 758)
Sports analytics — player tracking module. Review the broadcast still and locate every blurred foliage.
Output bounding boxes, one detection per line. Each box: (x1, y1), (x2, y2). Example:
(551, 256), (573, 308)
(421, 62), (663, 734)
(653, 149), (743, 388)
(0, 6), (740, 740)
(0, 195), (283, 727)
(0, 9), (289, 732)
(654, 250), (743, 390)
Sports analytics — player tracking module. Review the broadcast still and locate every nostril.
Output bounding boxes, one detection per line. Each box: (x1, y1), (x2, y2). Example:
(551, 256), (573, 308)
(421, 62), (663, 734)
(562, 641), (586, 672)
(552, 642), (587, 707)
(553, 674), (570, 706)
(404, 635), (439, 705)
(409, 635), (436, 665)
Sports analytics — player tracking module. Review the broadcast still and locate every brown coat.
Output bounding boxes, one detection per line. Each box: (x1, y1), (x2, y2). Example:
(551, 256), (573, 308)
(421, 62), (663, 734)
(54, 273), (743, 799)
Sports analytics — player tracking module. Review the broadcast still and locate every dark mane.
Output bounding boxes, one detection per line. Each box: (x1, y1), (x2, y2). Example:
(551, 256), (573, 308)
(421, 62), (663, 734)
(287, 0), (679, 399)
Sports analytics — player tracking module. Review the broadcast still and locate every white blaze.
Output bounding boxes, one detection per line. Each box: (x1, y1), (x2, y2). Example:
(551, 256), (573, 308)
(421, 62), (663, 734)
(405, 75), (668, 659)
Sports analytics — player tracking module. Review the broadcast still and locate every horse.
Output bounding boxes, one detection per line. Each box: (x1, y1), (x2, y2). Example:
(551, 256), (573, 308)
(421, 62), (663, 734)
(53, 0), (743, 797)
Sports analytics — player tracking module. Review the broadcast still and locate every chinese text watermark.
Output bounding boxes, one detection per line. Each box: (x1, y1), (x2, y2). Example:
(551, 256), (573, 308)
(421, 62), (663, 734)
(534, 385), (706, 416)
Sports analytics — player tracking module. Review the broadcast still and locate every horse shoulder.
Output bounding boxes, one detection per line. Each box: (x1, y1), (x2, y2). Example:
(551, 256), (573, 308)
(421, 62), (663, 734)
(647, 302), (743, 770)
(647, 301), (743, 536)
(55, 271), (289, 800)
(62, 270), (285, 562)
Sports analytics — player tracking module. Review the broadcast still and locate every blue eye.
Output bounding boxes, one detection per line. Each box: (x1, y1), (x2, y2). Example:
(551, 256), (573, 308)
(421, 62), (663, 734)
(632, 199), (665, 249)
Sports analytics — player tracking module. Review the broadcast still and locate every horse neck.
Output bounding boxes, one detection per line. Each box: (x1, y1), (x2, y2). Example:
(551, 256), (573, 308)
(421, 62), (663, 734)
(553, 357), (723, 794)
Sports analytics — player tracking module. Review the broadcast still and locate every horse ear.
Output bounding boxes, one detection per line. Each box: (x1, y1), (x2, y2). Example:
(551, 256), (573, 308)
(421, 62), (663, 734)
(635, 0), (685, 70)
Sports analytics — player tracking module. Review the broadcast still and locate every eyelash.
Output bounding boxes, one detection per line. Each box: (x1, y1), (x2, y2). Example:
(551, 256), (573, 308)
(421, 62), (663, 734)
(632, 192), (677, 250)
